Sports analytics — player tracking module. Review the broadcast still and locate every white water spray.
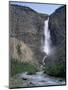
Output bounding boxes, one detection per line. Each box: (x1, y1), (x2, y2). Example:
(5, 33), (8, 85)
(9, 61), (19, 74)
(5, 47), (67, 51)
(43, 18), (51, 55)
(40, 18), (51, 68)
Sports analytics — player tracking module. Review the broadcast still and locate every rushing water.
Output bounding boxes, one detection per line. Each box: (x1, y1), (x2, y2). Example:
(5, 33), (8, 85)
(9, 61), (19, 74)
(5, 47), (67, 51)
(18, 71), (65, 87)
(43, 18), (51, 55)
(41, 18), (52, 67)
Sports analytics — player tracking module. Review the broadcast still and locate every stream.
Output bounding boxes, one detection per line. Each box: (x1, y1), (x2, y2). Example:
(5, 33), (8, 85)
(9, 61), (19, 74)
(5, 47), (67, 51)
(17, 71), (65, 87)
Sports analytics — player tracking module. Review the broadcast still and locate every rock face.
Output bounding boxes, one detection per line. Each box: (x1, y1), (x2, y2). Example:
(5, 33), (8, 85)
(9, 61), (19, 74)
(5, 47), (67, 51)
(9, 4), (48, 66)
(45, 5), (66, 77)
(9, 4), (66, 78)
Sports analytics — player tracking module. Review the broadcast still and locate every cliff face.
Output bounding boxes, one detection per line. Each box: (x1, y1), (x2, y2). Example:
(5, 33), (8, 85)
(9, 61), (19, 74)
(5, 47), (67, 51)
(49, 5), (66, 46)
(9, 4), (48, 65)
(9, 4), (66, 77)
(45, 5), (66, 77)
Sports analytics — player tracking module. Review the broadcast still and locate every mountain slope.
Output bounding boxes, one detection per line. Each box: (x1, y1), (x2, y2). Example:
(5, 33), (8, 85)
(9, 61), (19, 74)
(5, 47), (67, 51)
(9, 4), (48, 66)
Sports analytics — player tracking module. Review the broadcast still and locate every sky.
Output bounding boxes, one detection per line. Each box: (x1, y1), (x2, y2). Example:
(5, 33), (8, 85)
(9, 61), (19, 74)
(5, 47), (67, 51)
(10, 1), (63, 15)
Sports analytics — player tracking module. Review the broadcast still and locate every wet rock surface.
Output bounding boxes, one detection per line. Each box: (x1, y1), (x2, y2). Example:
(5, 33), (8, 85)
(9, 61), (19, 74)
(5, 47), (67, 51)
(17, 71), (65, 87)
(19, 71), (65, 86)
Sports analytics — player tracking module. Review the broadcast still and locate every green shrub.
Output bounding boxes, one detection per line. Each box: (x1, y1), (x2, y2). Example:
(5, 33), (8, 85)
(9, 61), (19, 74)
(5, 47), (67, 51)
(44, 63), (66, 78)
(10, 59), (38, 76)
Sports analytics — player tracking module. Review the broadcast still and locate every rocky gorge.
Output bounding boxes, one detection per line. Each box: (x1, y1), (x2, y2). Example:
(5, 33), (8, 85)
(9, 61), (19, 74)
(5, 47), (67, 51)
(9, 3), (66, 88)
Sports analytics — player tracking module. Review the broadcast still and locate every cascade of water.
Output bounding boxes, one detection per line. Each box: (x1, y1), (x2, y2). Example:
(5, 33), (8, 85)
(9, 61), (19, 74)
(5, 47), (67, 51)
(41, 18), (51, 68)
(43, 18), (51, 55)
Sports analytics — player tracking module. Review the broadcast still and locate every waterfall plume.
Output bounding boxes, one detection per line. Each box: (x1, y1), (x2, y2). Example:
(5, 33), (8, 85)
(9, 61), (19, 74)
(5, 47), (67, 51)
(43, 18), (51, 55)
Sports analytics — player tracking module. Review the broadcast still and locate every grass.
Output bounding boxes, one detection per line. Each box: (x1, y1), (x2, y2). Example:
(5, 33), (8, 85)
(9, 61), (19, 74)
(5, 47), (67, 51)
(11, 59), (38, 76)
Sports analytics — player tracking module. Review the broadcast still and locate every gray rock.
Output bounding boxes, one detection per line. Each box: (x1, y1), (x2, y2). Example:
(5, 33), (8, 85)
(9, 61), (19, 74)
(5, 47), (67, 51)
(45, 5), (66, 78)
(9, 4), (48, 66)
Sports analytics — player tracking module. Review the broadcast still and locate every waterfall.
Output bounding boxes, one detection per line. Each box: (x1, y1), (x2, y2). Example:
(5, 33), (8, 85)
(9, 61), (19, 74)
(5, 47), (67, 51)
(40, 18), (51, 69)
(43, 18), (51, 55)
